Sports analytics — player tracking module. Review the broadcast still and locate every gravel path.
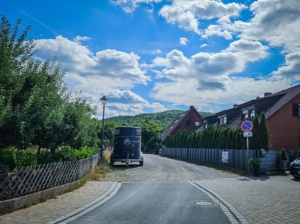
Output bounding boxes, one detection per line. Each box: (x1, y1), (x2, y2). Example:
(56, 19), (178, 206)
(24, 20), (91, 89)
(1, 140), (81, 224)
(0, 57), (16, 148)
(102, 154), (239, 182)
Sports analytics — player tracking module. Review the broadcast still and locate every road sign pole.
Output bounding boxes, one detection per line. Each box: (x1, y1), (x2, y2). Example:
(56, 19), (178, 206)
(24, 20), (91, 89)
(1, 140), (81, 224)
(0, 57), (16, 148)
(247, 137), (249, 172)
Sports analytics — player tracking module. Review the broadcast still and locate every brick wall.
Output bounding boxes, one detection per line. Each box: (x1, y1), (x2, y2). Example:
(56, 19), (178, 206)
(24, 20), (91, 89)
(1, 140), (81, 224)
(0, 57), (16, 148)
(268, 94), (300, 151)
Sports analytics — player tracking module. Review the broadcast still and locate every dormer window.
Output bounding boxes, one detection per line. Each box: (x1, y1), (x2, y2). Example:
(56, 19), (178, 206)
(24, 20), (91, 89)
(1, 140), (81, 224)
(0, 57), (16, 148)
(242, 110), (248, 119)
(242, 105), (255, 119)
(218, 115), (227, 125)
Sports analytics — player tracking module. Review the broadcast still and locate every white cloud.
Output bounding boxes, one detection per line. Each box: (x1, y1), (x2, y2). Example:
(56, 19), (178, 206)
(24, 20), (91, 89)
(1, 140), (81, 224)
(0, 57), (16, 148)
(200, 43), (208, 48)
(139, 49), (162, 55)
(159, 0), (246, 35)
(150, 76), (291, 113)
(151, 38), (269, 90)
(179, 37), (188, 46)
(272, 53), (300, 80)
(111, 0), (163, 13)
(73, 36), (91, 44)
(34, 35), (150, 85)
(33, 35), (165, 118)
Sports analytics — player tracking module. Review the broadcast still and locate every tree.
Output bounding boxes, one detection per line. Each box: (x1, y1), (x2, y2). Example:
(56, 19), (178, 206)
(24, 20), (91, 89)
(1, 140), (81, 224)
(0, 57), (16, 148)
(0, 15), (35, 148)
(259, 112), (269, 151)
(0, 15), (100, 155)
(251, 115), (260, 149)
(141, 120), (161, 152)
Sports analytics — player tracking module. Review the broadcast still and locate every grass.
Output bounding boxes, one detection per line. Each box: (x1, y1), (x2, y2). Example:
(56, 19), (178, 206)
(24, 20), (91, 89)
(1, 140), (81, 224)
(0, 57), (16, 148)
(87, 150), (112, 181)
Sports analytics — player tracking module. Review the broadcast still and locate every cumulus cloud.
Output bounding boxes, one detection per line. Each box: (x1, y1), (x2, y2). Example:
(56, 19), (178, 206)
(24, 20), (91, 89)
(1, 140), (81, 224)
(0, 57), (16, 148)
(159, 0), (246, 35)
(33, 35), (161, 117)
(272, 53), (300, 80)
(34, 35), (150, 85)
(150, 76), (291, 113)
(179, 37), (188, 46)
(151, 38), (269, 90)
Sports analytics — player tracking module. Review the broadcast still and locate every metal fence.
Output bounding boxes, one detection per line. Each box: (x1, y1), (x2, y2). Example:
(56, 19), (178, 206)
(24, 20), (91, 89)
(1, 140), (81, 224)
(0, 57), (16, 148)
(161, 148), (293, 173)
(0, 153), (100, 200)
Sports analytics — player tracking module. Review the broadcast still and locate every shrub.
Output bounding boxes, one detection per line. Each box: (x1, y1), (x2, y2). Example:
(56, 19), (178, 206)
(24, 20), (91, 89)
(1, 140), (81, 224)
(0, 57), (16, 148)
(75, 146), (98, 160)
(280, 148), (288, 160)
(15, 147), (38, 167)
(248, 157), (262, 166)
(56, 145), (77, 162)
(0, 146), (17, 170)
(38, 148), (61, 164)
(297, 149), (300, 158)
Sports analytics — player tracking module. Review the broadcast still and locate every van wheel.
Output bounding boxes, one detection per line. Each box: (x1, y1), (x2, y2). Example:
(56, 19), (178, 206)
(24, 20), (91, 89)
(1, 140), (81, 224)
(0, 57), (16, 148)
(110, 160), (114, 166)
(140, 161), (143, 166)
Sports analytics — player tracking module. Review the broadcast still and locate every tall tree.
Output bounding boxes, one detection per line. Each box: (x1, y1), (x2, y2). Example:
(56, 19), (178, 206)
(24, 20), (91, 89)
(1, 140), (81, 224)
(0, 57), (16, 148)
(259, 112), (269, 151)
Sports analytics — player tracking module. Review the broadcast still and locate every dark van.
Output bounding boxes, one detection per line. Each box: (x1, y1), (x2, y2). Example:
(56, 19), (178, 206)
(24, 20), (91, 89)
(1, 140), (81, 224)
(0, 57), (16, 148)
(110, 127), (144, 167)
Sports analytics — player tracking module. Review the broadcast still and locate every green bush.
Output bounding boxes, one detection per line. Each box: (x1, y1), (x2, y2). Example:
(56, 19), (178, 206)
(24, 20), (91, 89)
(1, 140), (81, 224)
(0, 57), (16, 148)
(38, 148), (61, 164)
(248, 157), (262, 166)
(57, 145), (77, 161)
(75, 146), (98, 160)
(280, 148), (288, 160)
(15, 147), (38, 167)
(0, 146), (17, 170)
(297, 149), (300, 158)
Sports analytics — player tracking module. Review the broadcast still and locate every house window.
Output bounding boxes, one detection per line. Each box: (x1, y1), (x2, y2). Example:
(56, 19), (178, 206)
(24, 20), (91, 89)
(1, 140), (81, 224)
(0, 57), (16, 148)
(218, 116), (227, 125)
(250, 109), (255, 117)
(242, 110), (248, 119)
(293, 104), (300, 117)
(186, 120), (191, 126)
(195, 121), (200, 126)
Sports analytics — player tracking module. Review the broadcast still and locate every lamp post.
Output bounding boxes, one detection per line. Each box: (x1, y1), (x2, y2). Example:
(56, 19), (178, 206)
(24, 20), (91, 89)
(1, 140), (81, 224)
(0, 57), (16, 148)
(100, 96), (108, 158)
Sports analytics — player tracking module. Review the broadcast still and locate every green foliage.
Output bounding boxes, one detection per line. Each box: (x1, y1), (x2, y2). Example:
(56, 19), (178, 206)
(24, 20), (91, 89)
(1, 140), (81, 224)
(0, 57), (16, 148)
(105, 110), (214, 133)
(251, 115), (260, 149)
(248, 157), (262, 166)
(56, 146), (77, 162)
(37, 148), (61, 164)
(259, 112), (269, 151)
(0, 15), (100, 156)
(141, 120), (162, 152)
(280, 148), (288, 160)
(75, 146), (98, 160)
(0, 146), (17, 170)
(14, 147), (38, 167)
(297, 149), (300, 158)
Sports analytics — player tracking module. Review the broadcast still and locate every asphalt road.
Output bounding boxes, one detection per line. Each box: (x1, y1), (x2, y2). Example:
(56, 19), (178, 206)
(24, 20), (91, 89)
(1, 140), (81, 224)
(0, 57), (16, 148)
(62, 154), (240, 223)
(101, 154), (238, 182)
(68, 182), (232, 224)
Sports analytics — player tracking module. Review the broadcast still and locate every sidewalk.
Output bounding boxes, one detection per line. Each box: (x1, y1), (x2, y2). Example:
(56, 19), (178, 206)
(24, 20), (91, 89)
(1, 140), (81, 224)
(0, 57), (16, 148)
(0, 174), (299, 224)
(0, 182), (114, 224)
(194, 173), (299, 224)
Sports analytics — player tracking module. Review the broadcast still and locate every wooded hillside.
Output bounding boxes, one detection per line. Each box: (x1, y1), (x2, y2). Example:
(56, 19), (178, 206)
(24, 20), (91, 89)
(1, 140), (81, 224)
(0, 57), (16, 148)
(105, 110), (214, 132)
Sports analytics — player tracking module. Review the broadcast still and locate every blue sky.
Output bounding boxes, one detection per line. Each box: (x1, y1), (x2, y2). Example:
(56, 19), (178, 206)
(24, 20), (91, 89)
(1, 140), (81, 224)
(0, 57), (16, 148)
(1, 0), (299, 119)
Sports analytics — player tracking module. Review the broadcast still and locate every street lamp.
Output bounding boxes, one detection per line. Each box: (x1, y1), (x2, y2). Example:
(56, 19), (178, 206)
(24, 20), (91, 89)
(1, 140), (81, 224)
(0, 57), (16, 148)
(100, 95), (108, 158)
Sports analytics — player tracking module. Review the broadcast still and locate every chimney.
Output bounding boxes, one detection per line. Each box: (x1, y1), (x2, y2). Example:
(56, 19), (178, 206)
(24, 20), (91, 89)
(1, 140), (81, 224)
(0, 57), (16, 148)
(264, 92), (272, 97)
(190, 106), (195, 110)
(233, 103), (238, 108)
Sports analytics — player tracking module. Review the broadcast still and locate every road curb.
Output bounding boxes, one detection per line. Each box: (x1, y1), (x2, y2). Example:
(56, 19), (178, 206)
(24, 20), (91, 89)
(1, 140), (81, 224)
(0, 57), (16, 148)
(46, 182), (120, 224)
(190, 181), (249, 224)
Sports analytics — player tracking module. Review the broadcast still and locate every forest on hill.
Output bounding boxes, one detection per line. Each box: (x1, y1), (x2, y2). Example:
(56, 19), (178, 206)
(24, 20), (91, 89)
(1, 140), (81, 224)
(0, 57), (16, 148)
(105, 110), (214, 132)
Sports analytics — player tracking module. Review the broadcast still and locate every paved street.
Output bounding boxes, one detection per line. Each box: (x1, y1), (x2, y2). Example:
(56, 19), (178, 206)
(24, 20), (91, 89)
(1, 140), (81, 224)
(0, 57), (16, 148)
(0, 155), (299, 224)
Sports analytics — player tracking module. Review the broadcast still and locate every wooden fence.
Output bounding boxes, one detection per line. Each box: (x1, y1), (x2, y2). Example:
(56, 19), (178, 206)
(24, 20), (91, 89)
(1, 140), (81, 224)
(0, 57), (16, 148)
(0, 153), (100, 200)
(161, 148), (294, 173)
